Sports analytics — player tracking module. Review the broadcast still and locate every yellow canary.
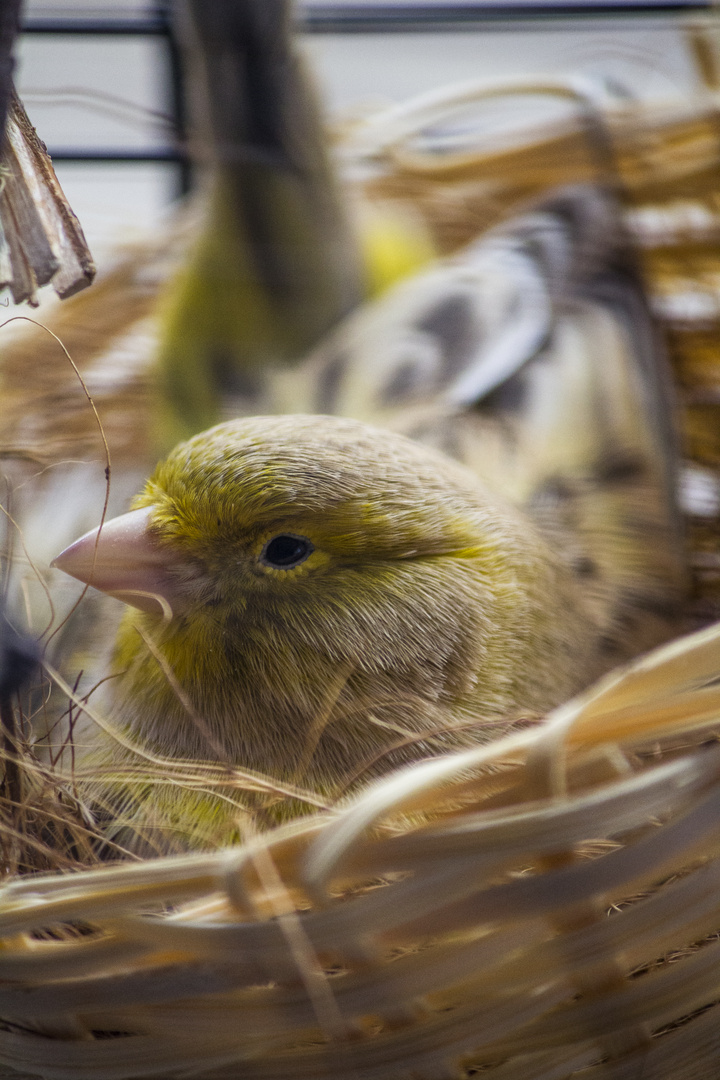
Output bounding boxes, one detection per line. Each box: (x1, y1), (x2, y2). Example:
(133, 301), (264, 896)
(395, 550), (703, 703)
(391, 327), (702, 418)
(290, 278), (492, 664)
(55, 415), (608, 763)
(52, 189), (688, 852)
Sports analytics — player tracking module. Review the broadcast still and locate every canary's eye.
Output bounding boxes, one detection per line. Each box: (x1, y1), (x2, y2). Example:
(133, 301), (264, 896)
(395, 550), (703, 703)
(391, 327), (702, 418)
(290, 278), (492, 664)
(260, 534), (314, 569)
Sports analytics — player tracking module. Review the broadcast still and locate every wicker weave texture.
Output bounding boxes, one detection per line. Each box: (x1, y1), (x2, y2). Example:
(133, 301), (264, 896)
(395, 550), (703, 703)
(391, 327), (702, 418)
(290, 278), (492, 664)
(1, 623), (720, 1079)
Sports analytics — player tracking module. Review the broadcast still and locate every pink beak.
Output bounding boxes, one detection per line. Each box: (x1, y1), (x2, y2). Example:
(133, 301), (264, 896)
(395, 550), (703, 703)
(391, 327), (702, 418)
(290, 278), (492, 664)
(51, 507), (173, 616)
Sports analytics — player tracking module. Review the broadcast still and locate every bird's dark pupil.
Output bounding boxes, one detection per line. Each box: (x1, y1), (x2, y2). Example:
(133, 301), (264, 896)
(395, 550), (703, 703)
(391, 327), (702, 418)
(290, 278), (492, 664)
(263, 534), (312, 568)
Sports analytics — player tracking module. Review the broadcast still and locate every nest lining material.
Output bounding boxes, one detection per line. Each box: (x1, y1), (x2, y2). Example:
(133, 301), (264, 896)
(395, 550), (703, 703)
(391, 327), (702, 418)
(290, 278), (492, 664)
(0, 621), (720, 1079)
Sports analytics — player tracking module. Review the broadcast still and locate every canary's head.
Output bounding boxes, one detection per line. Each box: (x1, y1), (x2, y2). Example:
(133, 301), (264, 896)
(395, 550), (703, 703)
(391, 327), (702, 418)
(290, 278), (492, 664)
(129, 414), (501, 610)
(53, 414), (582, 793)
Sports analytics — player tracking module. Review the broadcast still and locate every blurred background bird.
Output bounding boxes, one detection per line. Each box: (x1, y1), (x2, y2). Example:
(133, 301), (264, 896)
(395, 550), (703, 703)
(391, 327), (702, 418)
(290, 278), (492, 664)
(0, 0), (695, 854)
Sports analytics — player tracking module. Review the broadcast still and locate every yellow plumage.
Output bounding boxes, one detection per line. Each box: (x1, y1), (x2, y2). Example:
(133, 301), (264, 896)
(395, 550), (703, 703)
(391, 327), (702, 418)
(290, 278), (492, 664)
(50, 188), (689, 853)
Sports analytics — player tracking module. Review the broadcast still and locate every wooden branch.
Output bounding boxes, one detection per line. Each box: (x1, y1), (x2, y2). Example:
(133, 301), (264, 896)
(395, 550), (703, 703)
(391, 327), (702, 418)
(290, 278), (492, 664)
(0, 92), (96, 305)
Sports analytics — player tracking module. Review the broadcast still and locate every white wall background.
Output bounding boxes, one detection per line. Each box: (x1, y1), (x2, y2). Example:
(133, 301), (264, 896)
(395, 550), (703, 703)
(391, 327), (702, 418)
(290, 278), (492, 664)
(14, 1), (706, 266)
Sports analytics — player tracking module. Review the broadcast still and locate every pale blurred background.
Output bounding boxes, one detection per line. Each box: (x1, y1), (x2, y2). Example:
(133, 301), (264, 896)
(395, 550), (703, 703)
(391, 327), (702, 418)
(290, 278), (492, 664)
(14, 0), (709, 266)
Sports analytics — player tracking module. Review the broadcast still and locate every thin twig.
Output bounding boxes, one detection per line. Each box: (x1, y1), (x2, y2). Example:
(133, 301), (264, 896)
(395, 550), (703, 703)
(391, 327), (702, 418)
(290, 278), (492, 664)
(0, 315), (113, 645)
(0, 691), (21, 808)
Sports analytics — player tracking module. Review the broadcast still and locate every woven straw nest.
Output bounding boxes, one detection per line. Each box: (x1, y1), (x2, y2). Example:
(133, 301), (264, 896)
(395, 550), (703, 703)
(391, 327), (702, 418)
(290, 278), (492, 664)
(4, 36), (720, 1080)
(2, 622), (720, 1079)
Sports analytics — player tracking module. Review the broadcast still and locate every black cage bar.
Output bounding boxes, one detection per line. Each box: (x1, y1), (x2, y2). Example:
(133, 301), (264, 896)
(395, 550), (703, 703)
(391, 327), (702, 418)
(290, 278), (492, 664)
(19, 0), (712, 190)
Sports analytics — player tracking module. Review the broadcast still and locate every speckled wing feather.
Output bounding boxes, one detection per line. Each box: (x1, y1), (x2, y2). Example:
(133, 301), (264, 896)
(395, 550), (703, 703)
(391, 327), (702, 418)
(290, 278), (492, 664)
(275, 186), (688, 661)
